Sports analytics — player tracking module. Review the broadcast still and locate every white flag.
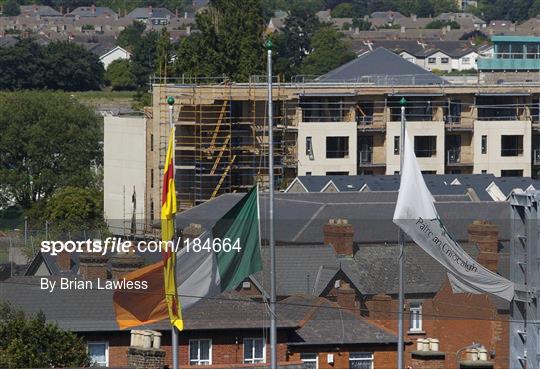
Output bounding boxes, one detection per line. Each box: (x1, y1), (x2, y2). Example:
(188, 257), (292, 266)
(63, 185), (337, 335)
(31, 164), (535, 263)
(393, 130), (514, 302)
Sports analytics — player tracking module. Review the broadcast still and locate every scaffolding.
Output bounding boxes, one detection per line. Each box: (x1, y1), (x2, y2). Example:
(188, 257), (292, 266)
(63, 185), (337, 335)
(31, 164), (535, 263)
(156, 79), (297, 210)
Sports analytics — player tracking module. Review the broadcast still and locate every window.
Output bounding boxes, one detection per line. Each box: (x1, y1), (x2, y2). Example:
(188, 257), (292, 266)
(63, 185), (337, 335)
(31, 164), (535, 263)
(462, 57), (470, 64)
(150, 200), (154, 219)
(427, 57), (436, 64)
(150, 133), (154, 151)
(409, 303), (423, 332)
(306, 172), (312, 176)
(394, 136), (400, 155)
(441, 57), (449, 64)
(414, 136), (437, 157)
(306, 136), (313, 157)
(88, 342), (108, 367)
(150, 168), (154, 188)
(481, 135), (487, 154)
(501, 170), (524, 177)
(190, 339), (212, 365)
(301, 353), (318, 369)
(244, 338), (265, 364)
(326, 171), (349, 175)
(349, 352), (373, 369)
(326, 137), (349, 158)
(501, 135), (523, 156)
(481, 170), (487, 174)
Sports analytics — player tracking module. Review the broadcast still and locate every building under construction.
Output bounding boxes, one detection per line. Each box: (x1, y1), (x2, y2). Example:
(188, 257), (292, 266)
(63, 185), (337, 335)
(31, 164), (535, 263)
(147, 77), (299, 217)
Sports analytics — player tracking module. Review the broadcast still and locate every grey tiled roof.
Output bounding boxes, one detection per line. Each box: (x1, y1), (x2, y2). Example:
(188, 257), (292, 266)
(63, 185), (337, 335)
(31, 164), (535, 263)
(317, 47), (448, 85)
(127, 7), (174, 19)
(67, 6), (117, 17)
(176, 192), (511, 244)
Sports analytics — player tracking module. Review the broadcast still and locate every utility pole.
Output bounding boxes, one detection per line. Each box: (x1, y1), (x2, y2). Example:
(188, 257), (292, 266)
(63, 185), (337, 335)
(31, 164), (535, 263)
(265, 38), (277, 369)
(397, 97), (407, 369)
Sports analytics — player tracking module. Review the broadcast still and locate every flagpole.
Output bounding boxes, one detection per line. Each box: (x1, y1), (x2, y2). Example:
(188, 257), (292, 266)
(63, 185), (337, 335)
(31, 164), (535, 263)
(167, 96), (179, 369)
(398, 97), (407, 369)
(265, 39), (277, 369)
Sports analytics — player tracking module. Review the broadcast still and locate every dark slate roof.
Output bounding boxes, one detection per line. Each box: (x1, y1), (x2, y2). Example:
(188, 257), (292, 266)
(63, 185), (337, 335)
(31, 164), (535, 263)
(127, 7), (174, 19)
(67, 6), (117, 17)
(282, 295), (396, 345)
(494, 177), (540, 197)
(317, 47), (448, 85)
(20, 5), (61, 17)
(361, 40), (479, 58)
(176, 192), (511, 244)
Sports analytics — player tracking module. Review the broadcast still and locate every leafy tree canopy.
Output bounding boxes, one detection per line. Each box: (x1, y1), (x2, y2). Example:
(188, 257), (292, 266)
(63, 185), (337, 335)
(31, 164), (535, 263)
(116, 20), (146, 50)
(104, 59), (137, 90)
(0, 303), (90, 368)
(0, 92), (102, 212)
(171, 0), (266, 82)
(425, 19), (461, 29)
(0, 39), (104, 91)
(3, 0), (20, 16)
(299, 24), (355, 75)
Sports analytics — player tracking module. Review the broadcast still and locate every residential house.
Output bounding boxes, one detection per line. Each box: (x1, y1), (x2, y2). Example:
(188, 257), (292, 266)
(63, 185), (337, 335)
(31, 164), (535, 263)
(66, 5), (118, 19)
(99, 46), (132, 69)
(127, 7), (176, 26)
(19, 5), (62, 18)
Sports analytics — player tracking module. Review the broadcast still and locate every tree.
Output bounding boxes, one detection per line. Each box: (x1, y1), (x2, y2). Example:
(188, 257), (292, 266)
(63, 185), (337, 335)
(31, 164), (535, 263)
(299, 25), (355, 76)
(272, 4), (321, 78)
(41, 186), (104, 235)
(0, 39), (46, 90)
(42, 41), (104, 91)
(3, 0), (21, 16)
(425, 19), (460, 29)
(172, 0), (266, 82)
(104, 59), (137, 90)
(116, 21), (146, 50)
(155, 27), (173, 75)
(131, 30), (159, 87)
(0, 303), (90, 368)
(0, 92), (102, 211)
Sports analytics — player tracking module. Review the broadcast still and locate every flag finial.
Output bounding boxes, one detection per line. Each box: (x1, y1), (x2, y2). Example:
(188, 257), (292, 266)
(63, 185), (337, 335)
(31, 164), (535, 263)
(399, 97), (407, 106)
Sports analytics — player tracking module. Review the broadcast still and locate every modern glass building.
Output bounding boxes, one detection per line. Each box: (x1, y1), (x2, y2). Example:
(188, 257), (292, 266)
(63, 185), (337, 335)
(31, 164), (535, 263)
(478, 35), (540, 70)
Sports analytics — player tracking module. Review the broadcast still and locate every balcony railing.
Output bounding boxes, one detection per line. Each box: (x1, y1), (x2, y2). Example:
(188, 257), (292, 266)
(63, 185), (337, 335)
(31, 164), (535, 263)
(359, 150), (373, 164)
(501, 148), (523, 157)
(447, 149), (461, 164)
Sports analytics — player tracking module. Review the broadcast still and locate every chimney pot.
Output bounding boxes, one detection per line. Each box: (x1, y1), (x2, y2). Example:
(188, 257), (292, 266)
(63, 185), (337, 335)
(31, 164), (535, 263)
(57, 251), (72, 271)
(79, 252), (108, 280)
(324, 219), (355, 256)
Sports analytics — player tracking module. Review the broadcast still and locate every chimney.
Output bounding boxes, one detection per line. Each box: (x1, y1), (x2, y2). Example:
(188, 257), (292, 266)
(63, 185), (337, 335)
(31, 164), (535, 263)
(369, 293), (393, 321)
(79, 252), (108, 280)
(336, 281), (356, 312)
(110, 244), (144, 280)
(148, 5), (153, 17)
(468, 220), (499, 273)
(411, 14), (417, 22)
(91, 4), (96, 15)
(60, 6), (63, 15)
(323, 218), (355, 256)
(175, 8), (178, 17)
(57, 251), (72, 271)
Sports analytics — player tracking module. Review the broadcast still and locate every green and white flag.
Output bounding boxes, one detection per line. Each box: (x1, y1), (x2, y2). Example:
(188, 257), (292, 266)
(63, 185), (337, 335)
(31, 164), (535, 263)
(393, 130), (515, 302)
(176, 185), (262, 309)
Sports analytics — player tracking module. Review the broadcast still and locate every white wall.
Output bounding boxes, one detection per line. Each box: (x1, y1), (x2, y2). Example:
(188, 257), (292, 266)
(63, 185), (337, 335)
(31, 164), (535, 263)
(423, 51), (453, 72)
(297, 122), (357, 175)
(104, 116), (146, 235)
(100, 47), (131, 69)
(386, 120), (445, 174)
(473, 120), (531, 176)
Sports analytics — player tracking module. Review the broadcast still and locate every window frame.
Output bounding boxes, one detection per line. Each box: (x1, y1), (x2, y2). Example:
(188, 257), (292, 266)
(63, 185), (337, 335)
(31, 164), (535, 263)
(427, 57), (436, 64)
(243, 337), (266, 364)
(300, 353), (318, 369)
(87, 341), (109, 367)
(306, 136), (313, 157)
(349, 352), (374, 369)
(325, 136), (349, 159)
(394, 136), (400, 155)
(481, 135), (487, 154)
(441, 57), (450, 64)
(189, 339), (212, 366)
(409, 302), (423, 332)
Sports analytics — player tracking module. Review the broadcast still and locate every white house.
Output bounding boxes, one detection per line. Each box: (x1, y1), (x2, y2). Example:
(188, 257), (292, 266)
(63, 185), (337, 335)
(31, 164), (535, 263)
(99, 46), (132, 69)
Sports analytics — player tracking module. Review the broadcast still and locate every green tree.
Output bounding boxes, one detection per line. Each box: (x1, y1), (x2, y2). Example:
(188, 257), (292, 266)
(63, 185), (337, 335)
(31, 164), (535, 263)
(156, 27), (173, 75)
(131, 30), (159, 87)
(299, 24), (355, 76)
(0, 39), (46, 90)
(42, 41), (104, 91)
(273, 4), (321, 78)
(0, 92), (102, 211)
(425, 19), (460, 29)
(41, 186), (104, 235)
(116, 20), (146, 50)
(172, 0), (266, 82)
(0, 303), (90, 368)
(352, 17), (372, 30)
(3, 0), (21, 16)
(331, 2), (355, 17)
(104, 59), (137, 90)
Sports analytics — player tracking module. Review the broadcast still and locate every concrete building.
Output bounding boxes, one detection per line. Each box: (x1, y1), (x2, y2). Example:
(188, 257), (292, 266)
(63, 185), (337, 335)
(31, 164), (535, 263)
(103, 115), (147, 236)
(146, 47), (540, 217)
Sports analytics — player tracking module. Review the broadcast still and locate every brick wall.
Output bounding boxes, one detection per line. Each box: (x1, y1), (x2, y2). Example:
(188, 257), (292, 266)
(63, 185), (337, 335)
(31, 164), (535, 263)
(289, 345), (396, 369)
